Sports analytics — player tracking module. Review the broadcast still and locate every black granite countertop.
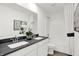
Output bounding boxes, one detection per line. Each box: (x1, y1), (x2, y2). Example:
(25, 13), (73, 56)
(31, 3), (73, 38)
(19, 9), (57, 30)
(0, 36), (48, 56)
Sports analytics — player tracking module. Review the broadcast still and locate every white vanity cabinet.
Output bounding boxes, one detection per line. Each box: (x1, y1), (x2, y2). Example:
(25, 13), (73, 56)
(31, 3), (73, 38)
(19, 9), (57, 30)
(24, 49), (37, 56)
(7, 43), (37, 56)
(37, 39), (48, 56)
(6, 39), (48, 56)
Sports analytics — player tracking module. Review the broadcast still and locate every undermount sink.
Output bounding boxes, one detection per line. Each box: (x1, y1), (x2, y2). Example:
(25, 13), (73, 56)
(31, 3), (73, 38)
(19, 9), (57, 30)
(8, 41), (29, 49)
(34, 37), (43, 40)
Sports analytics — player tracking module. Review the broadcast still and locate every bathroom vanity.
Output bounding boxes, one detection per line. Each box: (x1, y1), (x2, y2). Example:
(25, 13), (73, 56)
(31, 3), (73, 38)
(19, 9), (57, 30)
(0, 36), (48, 56)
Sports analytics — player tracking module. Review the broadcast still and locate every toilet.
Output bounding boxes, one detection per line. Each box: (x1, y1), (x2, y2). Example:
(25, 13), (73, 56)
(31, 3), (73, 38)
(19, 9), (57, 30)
(48, 44), (55, 55)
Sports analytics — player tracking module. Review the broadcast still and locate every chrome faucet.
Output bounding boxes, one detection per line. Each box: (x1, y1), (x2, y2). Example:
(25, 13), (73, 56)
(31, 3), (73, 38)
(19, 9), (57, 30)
(10, 36), (18, 43)
(15, 35), (18, 42)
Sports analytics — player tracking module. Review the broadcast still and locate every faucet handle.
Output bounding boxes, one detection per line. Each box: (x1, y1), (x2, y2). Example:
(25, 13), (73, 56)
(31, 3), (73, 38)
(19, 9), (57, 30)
(10, 38), (15, 43)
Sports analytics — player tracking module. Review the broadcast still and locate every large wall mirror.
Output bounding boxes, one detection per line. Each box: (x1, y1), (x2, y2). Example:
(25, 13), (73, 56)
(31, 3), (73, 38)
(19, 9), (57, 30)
(74, 4), (79, 32)
(0, 3), (37, 38)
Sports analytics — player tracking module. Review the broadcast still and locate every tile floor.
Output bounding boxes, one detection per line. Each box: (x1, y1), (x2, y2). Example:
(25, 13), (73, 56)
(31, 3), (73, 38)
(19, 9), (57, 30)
(48, 51), (71, 56)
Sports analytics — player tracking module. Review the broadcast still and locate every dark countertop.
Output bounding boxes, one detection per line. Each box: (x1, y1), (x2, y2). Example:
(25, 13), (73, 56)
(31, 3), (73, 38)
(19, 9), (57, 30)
(0, 36), (48, 56)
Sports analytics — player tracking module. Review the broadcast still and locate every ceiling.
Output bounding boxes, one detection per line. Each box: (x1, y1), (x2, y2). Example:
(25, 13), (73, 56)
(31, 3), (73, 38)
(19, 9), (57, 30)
(0, 3), (34, 14)
(36, 3), (65, 13)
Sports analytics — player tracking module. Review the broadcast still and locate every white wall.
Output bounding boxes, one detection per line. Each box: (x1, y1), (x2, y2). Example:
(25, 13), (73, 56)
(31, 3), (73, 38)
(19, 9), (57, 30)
(64, 4), (74, 33)
(37, 6), (48, 36)
(64, 4), (75, 55)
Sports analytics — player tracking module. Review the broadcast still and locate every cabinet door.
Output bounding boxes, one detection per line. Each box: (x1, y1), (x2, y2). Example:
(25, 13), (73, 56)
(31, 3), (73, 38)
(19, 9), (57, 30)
(24, 49), (37, 56)
(7, 44), (37, 56)
(37, 39), (48, 56)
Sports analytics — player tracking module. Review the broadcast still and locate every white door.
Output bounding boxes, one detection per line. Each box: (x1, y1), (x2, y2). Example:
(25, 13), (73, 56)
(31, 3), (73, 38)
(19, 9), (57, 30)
(49, 19), (70, 54)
